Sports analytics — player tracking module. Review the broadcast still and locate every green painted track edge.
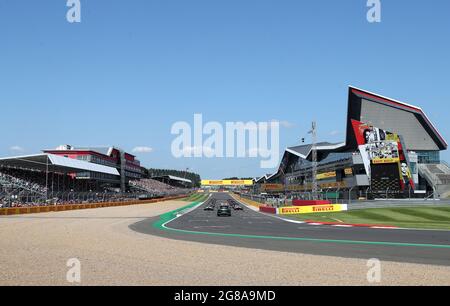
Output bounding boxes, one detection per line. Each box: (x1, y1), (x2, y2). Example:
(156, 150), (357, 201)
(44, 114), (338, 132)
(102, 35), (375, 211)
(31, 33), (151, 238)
(152, 200), (450, 250)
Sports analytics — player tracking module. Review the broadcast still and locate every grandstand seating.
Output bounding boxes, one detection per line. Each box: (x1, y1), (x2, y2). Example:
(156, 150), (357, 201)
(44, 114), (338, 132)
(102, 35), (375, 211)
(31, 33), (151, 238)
(129, 179), (186, 196)
(0, 167), (190, 207)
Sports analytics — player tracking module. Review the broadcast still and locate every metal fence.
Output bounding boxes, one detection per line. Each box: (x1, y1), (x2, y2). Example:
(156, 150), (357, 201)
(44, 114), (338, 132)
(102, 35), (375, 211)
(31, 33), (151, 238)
(0, 189), (193, 208)
(239, 186), (439, 208)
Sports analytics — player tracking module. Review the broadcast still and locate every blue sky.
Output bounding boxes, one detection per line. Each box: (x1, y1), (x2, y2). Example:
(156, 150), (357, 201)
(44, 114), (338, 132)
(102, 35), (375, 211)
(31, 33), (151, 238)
(1, 0), (449, 179)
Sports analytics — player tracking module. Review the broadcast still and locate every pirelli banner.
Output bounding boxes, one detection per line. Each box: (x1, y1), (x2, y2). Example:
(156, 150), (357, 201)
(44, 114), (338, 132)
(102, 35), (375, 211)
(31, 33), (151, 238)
(277, 204), (348, 215)
(316, 171), (336, 180)
(201, 180), (253, 186)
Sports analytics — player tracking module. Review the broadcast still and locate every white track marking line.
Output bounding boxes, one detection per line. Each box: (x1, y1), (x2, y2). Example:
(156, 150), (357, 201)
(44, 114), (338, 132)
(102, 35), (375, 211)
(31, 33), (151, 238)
(231, 196), (307, 225)
(278, 218), (306, 224)
(193, 226), (231, 229)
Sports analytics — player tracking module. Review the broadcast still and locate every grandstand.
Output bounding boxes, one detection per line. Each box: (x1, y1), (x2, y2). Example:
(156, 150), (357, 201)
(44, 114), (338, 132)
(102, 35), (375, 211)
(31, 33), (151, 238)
(129, 178), (188, 197)
(0, 146), (194, 207)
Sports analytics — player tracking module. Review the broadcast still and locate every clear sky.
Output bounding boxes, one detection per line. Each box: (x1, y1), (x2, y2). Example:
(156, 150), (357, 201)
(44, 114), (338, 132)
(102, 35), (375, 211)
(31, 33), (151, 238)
(1, 0), (449, 179)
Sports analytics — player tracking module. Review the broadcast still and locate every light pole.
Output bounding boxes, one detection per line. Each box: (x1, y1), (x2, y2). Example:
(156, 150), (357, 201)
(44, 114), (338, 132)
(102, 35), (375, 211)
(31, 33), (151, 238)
(308, 121), (318, 200)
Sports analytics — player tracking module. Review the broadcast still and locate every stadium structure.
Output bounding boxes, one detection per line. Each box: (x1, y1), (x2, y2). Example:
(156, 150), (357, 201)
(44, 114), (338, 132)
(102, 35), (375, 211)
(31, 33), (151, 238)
(0, 145), (193, 206)
(256, 87), (450, 200)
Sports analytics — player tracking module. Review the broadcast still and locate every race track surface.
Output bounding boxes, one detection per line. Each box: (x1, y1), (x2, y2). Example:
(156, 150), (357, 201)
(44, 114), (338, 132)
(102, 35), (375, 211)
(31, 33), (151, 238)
(131, 193), (450, 266)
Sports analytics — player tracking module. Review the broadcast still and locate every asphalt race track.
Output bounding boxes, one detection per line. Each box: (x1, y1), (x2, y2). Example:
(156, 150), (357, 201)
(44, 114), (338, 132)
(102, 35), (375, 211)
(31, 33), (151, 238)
(130, 193), (450, 266)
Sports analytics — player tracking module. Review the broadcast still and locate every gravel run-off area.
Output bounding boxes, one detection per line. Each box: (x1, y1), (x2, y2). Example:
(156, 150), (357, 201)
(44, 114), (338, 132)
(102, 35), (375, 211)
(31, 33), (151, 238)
(1, 200), (450, 286)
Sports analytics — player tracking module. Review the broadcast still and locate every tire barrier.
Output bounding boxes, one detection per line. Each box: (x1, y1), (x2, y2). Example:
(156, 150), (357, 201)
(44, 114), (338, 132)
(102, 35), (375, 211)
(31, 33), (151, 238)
(0, 195), (189, 216)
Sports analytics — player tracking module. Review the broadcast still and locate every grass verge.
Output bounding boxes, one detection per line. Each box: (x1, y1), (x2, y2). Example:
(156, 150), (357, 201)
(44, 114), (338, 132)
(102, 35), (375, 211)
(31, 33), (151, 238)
(289, 206), (450, 230)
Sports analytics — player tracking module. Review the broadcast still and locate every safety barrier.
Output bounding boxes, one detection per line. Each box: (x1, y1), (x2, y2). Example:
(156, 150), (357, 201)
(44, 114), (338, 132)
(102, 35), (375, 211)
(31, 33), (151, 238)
(278, 204), (348, 215)
(292, 200), (332, 206)
(259, 206), (277, 214)
(0, 195), (189, 216)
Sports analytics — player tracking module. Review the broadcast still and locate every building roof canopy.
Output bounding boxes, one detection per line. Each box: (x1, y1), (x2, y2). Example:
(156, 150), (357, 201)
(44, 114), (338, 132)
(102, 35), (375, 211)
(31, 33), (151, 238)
(0, 154), (120, 176)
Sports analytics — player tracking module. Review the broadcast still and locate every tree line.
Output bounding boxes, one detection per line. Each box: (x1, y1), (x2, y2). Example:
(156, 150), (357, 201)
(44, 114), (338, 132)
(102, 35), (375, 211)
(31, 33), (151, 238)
(145, 168), (202, 187)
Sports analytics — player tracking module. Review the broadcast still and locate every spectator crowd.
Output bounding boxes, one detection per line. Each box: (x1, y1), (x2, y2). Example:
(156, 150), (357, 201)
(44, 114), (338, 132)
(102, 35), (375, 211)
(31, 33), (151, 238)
(1, 168), (190, 208)
(129, 179), (187, 196)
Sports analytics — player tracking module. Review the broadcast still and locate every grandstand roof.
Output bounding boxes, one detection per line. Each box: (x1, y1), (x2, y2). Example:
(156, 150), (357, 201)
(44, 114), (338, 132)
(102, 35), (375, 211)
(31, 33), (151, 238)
(286, 142), (346, 159)
(258, 171), (283, 184)
(266, 172), (280, 180)
(151, 175), (192, 184)
(271, 86), (447, 178)
(0, 154), (120, 176)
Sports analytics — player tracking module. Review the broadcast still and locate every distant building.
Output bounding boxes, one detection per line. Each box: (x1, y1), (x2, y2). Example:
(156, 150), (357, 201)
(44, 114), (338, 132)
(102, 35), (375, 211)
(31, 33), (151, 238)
(260, 87), (449, 199)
